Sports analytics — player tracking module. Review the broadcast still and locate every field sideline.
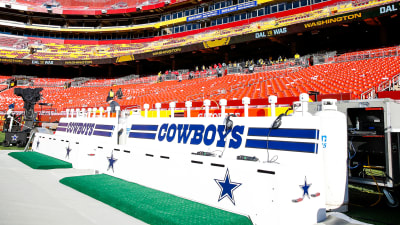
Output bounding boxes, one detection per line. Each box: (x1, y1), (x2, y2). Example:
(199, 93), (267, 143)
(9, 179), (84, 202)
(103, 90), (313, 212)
(1, 131), (399, 224)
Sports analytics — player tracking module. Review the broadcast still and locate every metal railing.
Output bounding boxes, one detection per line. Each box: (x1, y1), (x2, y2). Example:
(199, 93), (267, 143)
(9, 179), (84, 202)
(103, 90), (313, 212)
(377, 73), (400, 92)
(312, 51), (337, 65)
(361, 73), (400, 99)
(360, 88), (376, 100)
(335, 47), (400, 63)
(227, 58), (308, 75)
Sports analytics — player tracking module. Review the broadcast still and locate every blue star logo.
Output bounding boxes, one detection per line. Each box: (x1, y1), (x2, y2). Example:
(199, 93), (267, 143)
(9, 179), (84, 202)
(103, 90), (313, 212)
(214, 168), (242, 205)
(107, 153), (118, 172)
(300, 177), (312, 199)
(66, 145), (72, 159)
(12, 134), (18, 141)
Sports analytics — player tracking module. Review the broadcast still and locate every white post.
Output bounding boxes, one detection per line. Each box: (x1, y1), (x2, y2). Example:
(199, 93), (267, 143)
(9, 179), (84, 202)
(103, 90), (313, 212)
(144, 104), (149, 118)
(169, 102), (176, 118)
(219, 99), (228, 118)
(92, 108), (97, 118)
(268, 95), (277, 117)
(299, 93), (309, 116)
(87, 108), (92, 118)
(242, 97), (250, 118)
(204, 99), (211, 118)
(76, 108), (80, 118)
(185, 101), (192, 118)
(155, 103), (161, 118)
(107, 107), (111, 117)
(66, 109), (70, 118)
(219, 99), (227, 118)
(99, 107), (104, 117)
(70, 109), (75, 118)
(116, 106), (120, 120)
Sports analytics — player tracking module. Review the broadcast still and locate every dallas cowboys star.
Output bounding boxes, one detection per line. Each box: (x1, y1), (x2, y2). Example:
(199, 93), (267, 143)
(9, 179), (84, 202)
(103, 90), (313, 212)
(107, 153), (118, 172)
(214, 168), (242, 205)
(300, 177), (312, 199)
(65, 145), (72, 159)
(12, 134), (18, 141)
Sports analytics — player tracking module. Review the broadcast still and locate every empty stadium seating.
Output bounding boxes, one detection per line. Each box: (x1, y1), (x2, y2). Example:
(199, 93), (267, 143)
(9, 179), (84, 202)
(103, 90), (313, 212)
(1, 46), (399, 114)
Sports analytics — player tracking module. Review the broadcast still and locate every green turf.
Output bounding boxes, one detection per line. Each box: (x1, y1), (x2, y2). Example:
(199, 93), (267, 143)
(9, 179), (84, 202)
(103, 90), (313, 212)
(8, 152), (72, 169)
(60, 174), (252, 225)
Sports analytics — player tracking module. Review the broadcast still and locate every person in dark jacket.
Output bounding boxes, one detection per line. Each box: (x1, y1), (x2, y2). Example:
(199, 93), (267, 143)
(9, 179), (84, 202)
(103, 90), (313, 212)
(116, 88), (123, 99)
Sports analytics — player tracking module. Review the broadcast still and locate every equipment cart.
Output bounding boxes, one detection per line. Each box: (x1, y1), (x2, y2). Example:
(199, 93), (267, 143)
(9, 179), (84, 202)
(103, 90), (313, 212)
(310, 98), (400, 207)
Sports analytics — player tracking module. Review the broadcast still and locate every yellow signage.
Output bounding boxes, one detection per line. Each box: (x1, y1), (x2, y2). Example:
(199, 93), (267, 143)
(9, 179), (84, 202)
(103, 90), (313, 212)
(304, 13), (362, 28)
(64, 60), (92, 65)
(116, 55), (135, 63)
(152, 48), (182, 56)
(203, 37), (231, 48)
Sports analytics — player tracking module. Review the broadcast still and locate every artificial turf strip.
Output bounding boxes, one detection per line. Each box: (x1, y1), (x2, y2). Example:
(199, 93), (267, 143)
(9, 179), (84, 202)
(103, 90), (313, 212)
(8, 152), (72, 170)
(60, 174), (252, 225)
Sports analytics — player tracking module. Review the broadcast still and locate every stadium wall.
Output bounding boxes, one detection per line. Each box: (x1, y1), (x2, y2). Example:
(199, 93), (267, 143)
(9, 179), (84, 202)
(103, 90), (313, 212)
(378, 91), (400, 100)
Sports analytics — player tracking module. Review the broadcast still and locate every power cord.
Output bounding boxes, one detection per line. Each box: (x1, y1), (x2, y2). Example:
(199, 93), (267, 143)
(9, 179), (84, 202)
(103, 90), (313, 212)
(349, 137), (359, 170)
(219, 114), (235, 158)
(263, 112), (289, 164)
(367, 155), (382, 207)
